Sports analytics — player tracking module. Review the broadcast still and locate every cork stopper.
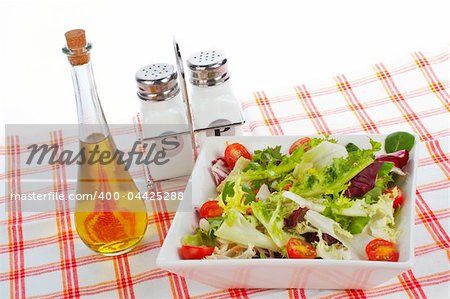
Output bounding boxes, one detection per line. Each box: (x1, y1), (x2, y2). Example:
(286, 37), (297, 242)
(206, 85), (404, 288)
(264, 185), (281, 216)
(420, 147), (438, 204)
(64, 29), (90, 66)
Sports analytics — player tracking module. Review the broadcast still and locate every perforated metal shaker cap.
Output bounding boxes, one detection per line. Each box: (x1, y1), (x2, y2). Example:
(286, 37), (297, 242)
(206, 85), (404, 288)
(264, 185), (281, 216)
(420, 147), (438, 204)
(187, 50), (229, 87)
(135, 63), (180, 101)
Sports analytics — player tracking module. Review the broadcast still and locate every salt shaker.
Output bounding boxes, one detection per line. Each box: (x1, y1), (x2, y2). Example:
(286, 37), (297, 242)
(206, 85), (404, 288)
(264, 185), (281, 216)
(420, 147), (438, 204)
(136, 63), (194, 181)
(186, 50), (244, 144)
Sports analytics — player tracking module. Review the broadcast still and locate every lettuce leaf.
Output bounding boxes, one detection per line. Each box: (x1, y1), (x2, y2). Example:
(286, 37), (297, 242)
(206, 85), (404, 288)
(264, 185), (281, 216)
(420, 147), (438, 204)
(321, 196), (369, 234)
(344, 226), (375, 260)
(363, 162), (394, 203)
(182, 229), (214, 247)
(206, 217), (224, 241)
(251, 194), (295, 248)
(245, 145), (284, 171)
(214, 208), (278, 251)
(241, 139), (325, 182)
(293, 141), (348, 177)
(347, 217), (370, 234)
(282, 191), (326, 213)
(325, 194), (367, 217)
(367, 194), (398, 242)
(218, 177), (251, 215)
(290, 140), (380, 198)
(283, 191), (369, 234)
(315, 231), (350, 260)
(305, 210), (373, 259)
(304, 210), (353, 240)
(295, 221), (318, 234)
(216, 157), (250, 192)
(275, 173), (296, 191)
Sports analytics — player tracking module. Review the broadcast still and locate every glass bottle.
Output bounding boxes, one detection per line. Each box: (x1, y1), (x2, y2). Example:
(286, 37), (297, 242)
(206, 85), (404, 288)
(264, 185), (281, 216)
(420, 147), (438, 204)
(63, 29), (147, 255)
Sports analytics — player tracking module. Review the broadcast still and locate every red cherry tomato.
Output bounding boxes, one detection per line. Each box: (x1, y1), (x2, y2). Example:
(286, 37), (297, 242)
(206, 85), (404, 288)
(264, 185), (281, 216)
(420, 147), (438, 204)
(180, 245), (214, 259)
(287, 238), (317, 259)
(224, 143), (251, 169)
(365, 239), (399, 262)
(289, 137), (311, 155)
(199, 200), (224, 219)
(383, 187), (404, 209)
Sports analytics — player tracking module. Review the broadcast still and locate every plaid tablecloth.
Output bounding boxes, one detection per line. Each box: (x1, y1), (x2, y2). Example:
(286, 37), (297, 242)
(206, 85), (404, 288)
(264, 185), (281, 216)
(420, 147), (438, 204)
(1, 49), (449, 298)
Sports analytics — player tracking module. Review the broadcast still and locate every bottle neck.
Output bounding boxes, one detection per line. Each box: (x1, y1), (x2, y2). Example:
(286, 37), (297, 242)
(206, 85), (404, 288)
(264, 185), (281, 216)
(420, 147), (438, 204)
(70, 61), (110, 142)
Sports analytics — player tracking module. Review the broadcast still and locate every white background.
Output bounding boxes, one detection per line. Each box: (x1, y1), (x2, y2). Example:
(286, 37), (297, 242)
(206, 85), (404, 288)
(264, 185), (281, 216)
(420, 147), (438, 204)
(1, 0), (449, 130)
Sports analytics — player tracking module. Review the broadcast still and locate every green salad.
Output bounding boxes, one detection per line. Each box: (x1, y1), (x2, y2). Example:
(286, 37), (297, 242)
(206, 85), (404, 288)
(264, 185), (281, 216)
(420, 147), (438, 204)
(180, 132), (414, 261)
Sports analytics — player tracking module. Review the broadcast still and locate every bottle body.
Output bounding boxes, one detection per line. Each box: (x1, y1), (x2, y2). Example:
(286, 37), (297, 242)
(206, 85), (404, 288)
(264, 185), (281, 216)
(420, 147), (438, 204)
(64, 30), (147, 255)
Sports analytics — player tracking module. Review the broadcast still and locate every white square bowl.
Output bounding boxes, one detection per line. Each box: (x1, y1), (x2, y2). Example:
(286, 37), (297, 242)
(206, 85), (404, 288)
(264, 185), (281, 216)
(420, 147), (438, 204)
(156, 135), (417, 289)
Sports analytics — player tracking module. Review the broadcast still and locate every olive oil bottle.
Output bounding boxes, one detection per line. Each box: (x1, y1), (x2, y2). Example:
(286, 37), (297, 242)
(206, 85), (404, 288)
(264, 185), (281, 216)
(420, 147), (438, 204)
(63, 29), (147, 255)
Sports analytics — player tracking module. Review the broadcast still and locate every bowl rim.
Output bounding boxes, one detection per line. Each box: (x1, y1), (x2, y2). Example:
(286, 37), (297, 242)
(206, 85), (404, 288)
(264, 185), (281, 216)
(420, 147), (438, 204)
(156, 134), (417, 269)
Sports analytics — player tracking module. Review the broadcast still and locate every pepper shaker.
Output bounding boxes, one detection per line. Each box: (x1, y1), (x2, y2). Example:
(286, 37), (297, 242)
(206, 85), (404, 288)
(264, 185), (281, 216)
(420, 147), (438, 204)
(186, 50), (245, 145)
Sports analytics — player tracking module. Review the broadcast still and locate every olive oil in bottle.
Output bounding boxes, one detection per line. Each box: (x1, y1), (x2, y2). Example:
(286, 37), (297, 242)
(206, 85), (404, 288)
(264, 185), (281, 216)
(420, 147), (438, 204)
(75, 133), (148, 254)
(63, 29), (147, 255)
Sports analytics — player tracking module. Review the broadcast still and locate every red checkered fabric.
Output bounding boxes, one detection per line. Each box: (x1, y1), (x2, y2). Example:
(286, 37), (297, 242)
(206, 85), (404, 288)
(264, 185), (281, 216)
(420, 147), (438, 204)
(1, 49), (449, 298)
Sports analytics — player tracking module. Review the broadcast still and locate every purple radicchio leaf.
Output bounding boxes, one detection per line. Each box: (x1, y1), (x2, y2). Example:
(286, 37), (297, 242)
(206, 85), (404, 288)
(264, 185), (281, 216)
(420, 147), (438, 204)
(284, 207), (309, 228)
(322, 233), (340, 245)
(344, 161), (385, 198)
(210, 157), (230, 186)
(303, 232), (340, 245)
(376, 149), (409, 169)
(345, 150), (410, 198)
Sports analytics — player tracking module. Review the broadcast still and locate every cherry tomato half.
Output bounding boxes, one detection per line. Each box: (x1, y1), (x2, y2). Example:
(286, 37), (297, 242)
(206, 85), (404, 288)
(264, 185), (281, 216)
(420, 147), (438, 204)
(224, 143), (252, 169)
(199, 200), (224, 219)
(365, 239), (399, 262)
(289, 137), (311, 155)
(287, 238), (317, 259)
(180, 245), (214, 259)
(383, 187), (404, 209)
